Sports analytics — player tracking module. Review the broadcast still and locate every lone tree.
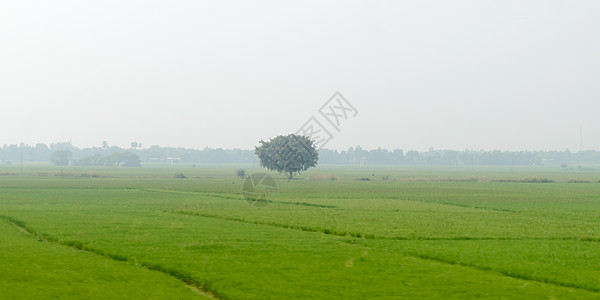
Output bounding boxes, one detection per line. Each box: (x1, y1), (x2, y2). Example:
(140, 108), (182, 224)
(255, 134), (319, 179)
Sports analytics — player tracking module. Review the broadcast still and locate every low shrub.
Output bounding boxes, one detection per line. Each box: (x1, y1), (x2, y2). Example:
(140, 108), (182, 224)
(310, 174), (339, 181)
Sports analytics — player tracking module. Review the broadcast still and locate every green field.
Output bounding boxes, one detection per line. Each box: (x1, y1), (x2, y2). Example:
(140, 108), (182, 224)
(1, 164), (600, 299)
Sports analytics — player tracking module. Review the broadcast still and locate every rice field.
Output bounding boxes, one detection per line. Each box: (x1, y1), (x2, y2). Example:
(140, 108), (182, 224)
(1, 164), (599, 299)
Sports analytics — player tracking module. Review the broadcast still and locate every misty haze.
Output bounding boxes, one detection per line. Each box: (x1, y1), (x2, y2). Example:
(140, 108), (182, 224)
(1, 1), (599, 299)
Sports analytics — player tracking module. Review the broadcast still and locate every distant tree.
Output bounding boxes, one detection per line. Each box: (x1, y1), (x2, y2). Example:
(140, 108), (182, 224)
(130, 141), (138, 149)
(405, 150), (421, 164)
(236, 168), (247, 179)
(72, 154), (101, 166)
(50, 150), (72, 166)
(93, 151), (141, 167)
(35, 143), (49, 151)
(255, 134), (318, 179)
(34, 143), (50, 161)
(98, 152), (119, 166)
(101, 141), (109, 150)
(121, 152), (142, 167)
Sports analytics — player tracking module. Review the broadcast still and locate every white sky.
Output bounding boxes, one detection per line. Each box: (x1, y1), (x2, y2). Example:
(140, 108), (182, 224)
(1, 1), (599, 151)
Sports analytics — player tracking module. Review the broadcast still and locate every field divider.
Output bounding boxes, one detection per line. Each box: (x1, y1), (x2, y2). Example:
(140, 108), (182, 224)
(388, 236), (600, 242)
(173, 210), (600, 243)
(172, 211), (600, 293)
(0, 214), (223, 300)
(398, 249), (600, 293)
(302, 195), (520, 213)
(172, 210), (373, 239)
(396, 197), (519, 213)
(348, 237), (600, 294)
(141, 188), (338, 208)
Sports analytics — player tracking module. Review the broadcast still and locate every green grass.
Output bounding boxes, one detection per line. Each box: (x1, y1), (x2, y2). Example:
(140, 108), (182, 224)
(0, 217), (203, 299)
(1, 164), (600, 298)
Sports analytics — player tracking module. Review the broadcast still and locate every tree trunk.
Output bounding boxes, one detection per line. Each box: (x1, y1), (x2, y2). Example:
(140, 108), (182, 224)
(288, 171), (293, 180)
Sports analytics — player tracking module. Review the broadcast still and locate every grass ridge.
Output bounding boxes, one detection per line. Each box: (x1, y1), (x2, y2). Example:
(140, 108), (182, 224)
(142, 188), (338, 208)
(0, 214), (223, 300)
(174, 210), (600, 242)
(173, 211), (600, 294)
(173, 210), (373, 239)
(404, 250), (600, 293)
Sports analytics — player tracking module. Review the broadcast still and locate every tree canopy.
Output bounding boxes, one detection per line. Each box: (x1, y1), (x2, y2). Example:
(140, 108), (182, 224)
(3, 142), (600, 167)
(50, 150), (72, 166)
(72, 151), (141, 167)
(255, 134), (319, 179)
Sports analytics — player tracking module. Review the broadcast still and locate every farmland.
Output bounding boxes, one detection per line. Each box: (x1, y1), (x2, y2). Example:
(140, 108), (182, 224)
(1, 164), (600, 299)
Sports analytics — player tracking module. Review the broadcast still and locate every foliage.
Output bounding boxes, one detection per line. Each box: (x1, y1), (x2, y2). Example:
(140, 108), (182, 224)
(6, 142), (600, 166)
(236, 168), (247, 179)
(73, 152), (141, 167)
(49, 150), (72, 166)
(130, 141), (142, 149)
(255, 134), (319, 179)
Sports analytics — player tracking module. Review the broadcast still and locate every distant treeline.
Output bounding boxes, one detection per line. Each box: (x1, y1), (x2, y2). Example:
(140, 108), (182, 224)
(0, 142), (598, 166)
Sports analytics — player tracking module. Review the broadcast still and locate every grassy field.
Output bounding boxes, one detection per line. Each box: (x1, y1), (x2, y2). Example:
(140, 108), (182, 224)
(1, 163), (600, 299)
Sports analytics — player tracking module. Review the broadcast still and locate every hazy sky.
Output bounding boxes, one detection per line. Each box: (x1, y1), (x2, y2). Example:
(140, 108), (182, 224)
(1, 1), (599, 151)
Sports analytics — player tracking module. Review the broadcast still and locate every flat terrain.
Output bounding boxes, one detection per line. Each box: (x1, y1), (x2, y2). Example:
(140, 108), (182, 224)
(1, 164), (599, 299)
